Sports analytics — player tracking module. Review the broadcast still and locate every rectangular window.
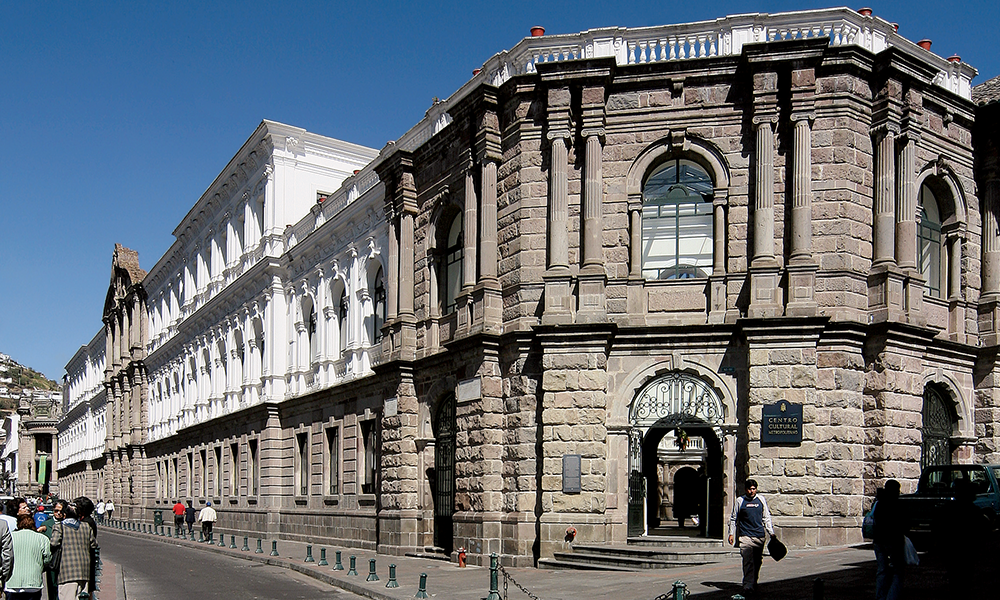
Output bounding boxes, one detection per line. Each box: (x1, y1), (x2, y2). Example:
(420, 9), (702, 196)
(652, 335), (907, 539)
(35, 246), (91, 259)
(200, 449), (207, 497)
(215, 446), (223, 497)
(326, 427), (339, 496)
(360, 420), (377, 495)
(230, 443), (239, 496)
(187, 453), (194, 497)
(172, 458), (178, 499)
(296, 432), (309, 496)
(248, 439), (258, 496)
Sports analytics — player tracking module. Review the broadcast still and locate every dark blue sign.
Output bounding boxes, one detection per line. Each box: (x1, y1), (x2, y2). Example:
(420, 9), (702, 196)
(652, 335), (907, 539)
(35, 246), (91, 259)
(761, 401), (802, 445)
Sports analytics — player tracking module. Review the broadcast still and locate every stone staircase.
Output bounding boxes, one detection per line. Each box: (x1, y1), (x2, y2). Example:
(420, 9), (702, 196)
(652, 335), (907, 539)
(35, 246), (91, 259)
(538, 535), (738, 571)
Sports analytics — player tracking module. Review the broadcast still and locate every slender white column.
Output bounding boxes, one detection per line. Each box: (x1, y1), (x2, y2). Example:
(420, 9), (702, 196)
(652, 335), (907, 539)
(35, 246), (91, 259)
(873, 126), (898, 267)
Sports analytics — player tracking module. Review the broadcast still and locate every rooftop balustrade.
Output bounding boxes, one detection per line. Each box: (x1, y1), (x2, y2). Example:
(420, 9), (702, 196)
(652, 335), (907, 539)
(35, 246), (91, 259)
(380, 7), (975, 163)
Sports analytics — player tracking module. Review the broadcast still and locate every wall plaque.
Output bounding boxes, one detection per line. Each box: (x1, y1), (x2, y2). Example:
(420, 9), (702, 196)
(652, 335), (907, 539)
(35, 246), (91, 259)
(562, 454), (581, 494)
(761, 401), (802, 445)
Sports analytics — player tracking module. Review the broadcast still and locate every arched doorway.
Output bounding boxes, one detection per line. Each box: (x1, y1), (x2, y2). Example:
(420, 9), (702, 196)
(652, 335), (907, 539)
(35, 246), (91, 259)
(921, 386), (955, 469)
(628, 372), (726, 539)
(432, 395), (456, 553)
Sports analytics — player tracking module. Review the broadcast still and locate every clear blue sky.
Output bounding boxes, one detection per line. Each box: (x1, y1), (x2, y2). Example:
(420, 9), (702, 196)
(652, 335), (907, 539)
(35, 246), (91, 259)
(2, 1), (997, 381)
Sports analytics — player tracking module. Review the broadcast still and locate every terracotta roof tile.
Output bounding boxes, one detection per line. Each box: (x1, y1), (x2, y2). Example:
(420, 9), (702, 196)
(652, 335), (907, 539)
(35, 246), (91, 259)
(973, 74), (1000, 106)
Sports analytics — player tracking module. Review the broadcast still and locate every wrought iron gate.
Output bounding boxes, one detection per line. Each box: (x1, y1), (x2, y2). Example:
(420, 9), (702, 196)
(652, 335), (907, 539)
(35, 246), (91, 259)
(434, 395), (456, 553)
(921, 387), (953, 470)
(628, 470), (646, 537)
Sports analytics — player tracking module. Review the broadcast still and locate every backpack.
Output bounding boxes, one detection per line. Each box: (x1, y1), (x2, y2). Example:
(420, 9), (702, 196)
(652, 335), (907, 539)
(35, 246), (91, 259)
(862, 501), (877, 539)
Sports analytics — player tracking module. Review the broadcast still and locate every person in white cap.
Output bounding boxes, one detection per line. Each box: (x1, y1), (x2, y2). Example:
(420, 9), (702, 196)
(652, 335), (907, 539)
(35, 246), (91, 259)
(197, 501), (217, 541)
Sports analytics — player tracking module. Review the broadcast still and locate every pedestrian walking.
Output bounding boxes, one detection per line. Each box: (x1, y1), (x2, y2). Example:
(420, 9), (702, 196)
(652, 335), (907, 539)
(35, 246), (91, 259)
(95, 501), (105, 525)
(50, 501), (98, 600)
(7, 513), (52, 600)
(873, 480), (905, 600)
(172, 499), (186, 531)
(198, 501), (217, 540)
(728, 478), (777, 596)
(184, 500), (196, 534)
(0, 506), (13, 598)
(74, 496), (99, 598)
(104, 500), (114, 522)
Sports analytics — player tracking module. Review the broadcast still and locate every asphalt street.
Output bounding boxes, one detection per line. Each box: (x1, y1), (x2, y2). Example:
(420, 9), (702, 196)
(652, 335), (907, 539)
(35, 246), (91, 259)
(98, 531), (362, 600)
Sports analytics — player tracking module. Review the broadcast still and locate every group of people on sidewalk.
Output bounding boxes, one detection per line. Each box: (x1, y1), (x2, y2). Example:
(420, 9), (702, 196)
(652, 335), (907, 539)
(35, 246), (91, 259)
(0, 496), (99, 600)
(171, 499), (216, 538)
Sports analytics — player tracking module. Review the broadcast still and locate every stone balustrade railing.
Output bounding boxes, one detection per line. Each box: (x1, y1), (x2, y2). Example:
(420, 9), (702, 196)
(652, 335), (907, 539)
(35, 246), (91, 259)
(377, 6), (976, 169)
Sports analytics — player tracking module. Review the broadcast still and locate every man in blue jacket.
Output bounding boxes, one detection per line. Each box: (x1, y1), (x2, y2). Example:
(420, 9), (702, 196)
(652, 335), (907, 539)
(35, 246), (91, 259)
(728, 478), (776, 596)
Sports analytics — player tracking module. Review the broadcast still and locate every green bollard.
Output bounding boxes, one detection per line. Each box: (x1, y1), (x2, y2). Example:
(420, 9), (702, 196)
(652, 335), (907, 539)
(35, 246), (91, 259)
(319, 548), (328, 566)
(242, 536), (250, 551)
(199, 531), (204, 543)
(230, 535), (237, 549)
(174, 526), (180, 538)
(270, 540), (279, 556)
(731, 595), (745, 600)
(333, 550), (344, 570)
(218, 532), (226, 547)
(189, 529), (196, 541)
(347, 556), (358, 576)
(485, 553), (501, 600)
(670, 580), (689, 600)
(255, 539), (263, 554)
(366, 558), (379, 581)
(305, 545), (315, 563)
(386, 564), (399, 588)
(415, 573), (429, 599)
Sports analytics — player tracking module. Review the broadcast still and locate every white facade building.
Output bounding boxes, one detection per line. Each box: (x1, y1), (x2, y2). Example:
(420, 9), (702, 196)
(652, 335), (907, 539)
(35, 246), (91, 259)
(59, 329), (108, 499)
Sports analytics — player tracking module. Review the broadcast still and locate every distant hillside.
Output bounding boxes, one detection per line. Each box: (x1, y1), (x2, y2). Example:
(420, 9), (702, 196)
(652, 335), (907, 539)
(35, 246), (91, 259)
(0, 352), (62, 397)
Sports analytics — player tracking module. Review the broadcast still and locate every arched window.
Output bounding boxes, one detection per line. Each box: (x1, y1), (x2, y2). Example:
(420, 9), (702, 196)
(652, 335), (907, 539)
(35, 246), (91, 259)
(371, 266), (385, 343)
(921, 386), (954, 469)
(918, 184), (943, 298)
(308, 303), (317, 363)
(338, 288), (349, 356)
(441, 213), (463, 313)
(642, 159), (714, 279)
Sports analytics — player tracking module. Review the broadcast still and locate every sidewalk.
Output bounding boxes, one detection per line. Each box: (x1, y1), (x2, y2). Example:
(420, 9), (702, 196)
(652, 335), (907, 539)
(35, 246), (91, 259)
(99, 526), (955, 600)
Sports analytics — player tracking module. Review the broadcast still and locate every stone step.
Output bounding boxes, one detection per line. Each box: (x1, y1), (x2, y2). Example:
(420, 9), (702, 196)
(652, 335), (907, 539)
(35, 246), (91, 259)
(543, 542), (739, 571)
(627, 535), (726, 548)
(537, 557), (637, 572)
(571, 544), (736, 562)
(543, 550), (729, 571)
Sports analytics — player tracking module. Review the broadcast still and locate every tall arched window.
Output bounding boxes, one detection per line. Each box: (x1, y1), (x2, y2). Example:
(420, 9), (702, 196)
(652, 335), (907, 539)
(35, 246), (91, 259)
(918, 184), (943, 298)
(338, 288), (349, 356)
(642, 159), (714, 279)
(371, 266), (385, 343)
(441, 213), (463, 313)
(921, 386), (954, 469)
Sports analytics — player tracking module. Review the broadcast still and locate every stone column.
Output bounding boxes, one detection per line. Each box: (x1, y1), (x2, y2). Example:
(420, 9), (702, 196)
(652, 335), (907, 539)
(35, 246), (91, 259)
(463, 164), (478, 289)
(542, 85), (573, 325)
(873, 125), (898, 267)
(479, 159), (498, 282)
(752, 118), (776, 266)
(790, 118), (813, 262)
(387, 212), (399, 321)
(981, 160), (1000, 342)
(399, 211), (415, 318)
(578, 85), (607, 323)
(548, 134), (570, 271)
(582, 133), (604, 270)
(748, 116), (781, 318)
(895, 134), (917, 270)
(786, 115), (818, 316)
(629, 203), (642, 278)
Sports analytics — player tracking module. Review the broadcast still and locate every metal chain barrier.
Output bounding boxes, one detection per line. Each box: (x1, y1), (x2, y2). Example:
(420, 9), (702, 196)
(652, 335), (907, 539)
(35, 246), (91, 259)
(497, 563), (541, 600)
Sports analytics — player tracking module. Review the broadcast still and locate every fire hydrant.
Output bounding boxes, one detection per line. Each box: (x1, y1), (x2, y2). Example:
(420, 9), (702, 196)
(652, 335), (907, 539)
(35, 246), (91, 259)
(458, 547), (467, 567)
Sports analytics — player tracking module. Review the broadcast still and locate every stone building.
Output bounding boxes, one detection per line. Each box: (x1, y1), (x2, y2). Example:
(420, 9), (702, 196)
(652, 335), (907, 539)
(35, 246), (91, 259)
(60, 7), (1000, 567)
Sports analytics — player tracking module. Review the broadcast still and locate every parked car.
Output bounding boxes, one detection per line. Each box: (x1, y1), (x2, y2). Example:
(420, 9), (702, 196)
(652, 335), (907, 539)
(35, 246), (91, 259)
(898, 464), (1000, 547)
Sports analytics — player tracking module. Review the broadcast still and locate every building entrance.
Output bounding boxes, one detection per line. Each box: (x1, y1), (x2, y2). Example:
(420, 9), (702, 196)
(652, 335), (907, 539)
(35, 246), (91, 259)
(628, 372), (726, 539)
